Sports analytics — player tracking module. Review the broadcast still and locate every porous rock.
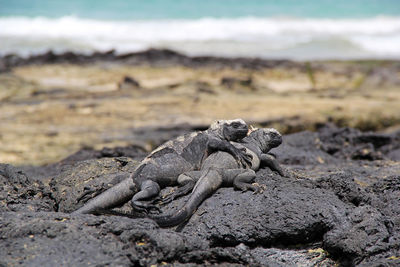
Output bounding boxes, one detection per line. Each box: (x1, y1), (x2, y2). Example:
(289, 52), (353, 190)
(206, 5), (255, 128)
(0, 164), (55, 212)
(50, 157), (139, 213)
(180, 169), (350, 247)
(1, 125), (400, 266)
(0, 211), (207, 267)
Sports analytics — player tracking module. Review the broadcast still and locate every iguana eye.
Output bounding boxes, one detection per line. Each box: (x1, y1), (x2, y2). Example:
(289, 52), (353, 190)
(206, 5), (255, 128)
(231, 122), (240, 128)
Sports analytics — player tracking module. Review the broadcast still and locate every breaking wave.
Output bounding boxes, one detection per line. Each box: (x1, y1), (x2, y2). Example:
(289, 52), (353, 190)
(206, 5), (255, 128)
(1, 16), (400, 59)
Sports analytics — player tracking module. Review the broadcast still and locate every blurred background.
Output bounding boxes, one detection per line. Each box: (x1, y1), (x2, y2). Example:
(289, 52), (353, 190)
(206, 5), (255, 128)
(0, 0), (399, 166)
(1, 0), (400, 59)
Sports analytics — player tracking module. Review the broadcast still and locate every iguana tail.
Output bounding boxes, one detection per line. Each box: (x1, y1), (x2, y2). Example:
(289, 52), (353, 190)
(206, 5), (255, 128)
(152, 168), (223, 227)
(72, 178), (136, 214)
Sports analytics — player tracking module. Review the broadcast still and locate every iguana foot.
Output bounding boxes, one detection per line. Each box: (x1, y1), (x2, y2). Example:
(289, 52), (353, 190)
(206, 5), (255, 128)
(236, 182), (262, 193)
(156, 194), (175, 205)
(157, 193), (180, 206)
(252, 183), (267, 193)
(235, 148), (253, 168)
(131, 201), (161, 214)
(143, 188), (186, 206)
(157, 181), (196, 205)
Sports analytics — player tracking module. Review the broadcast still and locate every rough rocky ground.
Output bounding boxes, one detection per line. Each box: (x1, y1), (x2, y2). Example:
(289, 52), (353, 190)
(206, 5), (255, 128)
(1, 50), (400, 165)
(1, 124), (400, 266)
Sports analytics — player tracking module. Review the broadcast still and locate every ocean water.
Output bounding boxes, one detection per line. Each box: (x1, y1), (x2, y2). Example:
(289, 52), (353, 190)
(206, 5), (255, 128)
(0, 0), (399, 60)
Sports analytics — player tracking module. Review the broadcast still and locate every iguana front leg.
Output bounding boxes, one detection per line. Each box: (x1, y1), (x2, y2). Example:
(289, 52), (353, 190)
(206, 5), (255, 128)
(260, 153), (287, 177)
(208, 137), (252, 167)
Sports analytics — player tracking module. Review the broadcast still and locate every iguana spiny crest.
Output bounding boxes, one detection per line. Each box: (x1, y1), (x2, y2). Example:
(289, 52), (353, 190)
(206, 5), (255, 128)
(208, 119), (248, 141)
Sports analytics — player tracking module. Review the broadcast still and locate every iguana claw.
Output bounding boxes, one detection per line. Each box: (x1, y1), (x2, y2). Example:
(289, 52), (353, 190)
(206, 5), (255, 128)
(235, 148), (253, 168)
(131, 201), (161, 213)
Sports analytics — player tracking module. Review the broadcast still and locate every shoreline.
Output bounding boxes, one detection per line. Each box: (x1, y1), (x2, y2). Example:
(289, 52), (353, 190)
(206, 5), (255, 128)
(2, 48), (400, 72)
(0, 49), (301, 72)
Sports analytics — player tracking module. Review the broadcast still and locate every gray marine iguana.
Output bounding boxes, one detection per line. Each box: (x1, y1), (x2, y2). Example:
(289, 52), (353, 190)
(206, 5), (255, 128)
(150, 127), (285, 227)
(99, 128), (285, 227)
(73, 119), (252, 214)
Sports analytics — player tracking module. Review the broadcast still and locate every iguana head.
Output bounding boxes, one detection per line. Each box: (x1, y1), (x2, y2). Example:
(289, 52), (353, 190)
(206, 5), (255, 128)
(209, 119), (248, 141)
(248, 128), (282, 153)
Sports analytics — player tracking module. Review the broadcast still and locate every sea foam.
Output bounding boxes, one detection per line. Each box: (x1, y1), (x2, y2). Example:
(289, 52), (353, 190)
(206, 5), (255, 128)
(1, 16), (399, 59)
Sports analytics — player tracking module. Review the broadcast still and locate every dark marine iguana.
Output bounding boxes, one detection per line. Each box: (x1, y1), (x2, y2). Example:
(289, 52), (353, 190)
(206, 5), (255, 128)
(99, 128), (285, 227)
(73, 119), (252, 214)
(150, 127), (285, 227)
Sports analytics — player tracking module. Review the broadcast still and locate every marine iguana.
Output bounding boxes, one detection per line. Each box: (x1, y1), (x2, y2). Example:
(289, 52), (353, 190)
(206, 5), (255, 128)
(73, 119), (252, 214)
(150, 128), (285, 227)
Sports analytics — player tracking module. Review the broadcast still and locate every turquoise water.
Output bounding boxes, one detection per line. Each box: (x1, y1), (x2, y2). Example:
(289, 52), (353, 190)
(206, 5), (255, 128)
(1, 0), (400, 59)
(1, 0), (399, 19)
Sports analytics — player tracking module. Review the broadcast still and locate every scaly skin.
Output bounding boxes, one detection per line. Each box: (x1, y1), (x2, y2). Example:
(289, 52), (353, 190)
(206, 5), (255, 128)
(151, 128), (285, 227)
(72, 119), (251, 214)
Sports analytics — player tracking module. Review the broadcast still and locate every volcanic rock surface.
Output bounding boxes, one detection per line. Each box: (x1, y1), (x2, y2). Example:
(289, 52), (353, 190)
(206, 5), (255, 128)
(1, 124), (400, 266)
